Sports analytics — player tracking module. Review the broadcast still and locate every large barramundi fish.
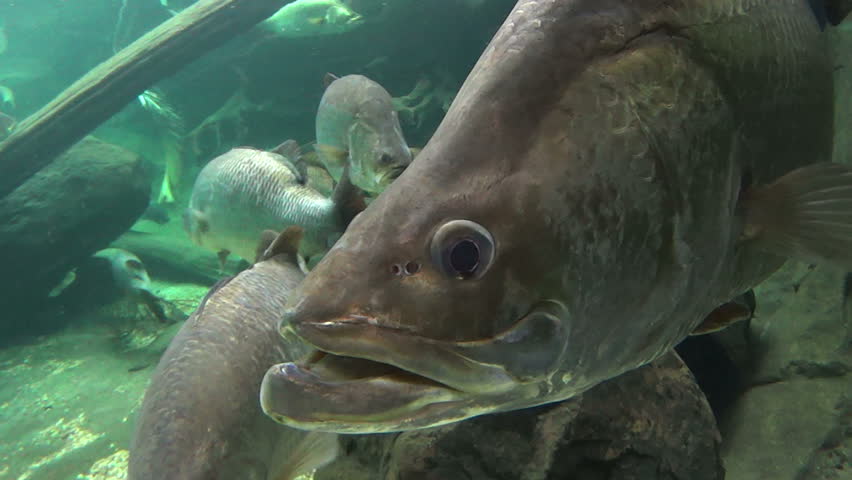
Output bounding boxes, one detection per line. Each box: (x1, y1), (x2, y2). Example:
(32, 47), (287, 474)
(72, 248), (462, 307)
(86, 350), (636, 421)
(261, 0), (852, 433)
(130, 228), (338, 479)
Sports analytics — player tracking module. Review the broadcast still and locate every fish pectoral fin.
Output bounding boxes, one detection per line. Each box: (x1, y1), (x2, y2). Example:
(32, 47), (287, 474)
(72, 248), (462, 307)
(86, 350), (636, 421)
(258, 226), (304, 265)
(307, 16), (327, 25)
(331, 164), (367, 226)
(255, 230), (281, 263)
(268, 431), (339, 480)
(216, 250), (230, 271)
(741, 162), (852, 268)
(322, 72), (340, 89)
(691, 290), (756, 336)
(315, 143), (349, 170)
(297, 254), (311, 274)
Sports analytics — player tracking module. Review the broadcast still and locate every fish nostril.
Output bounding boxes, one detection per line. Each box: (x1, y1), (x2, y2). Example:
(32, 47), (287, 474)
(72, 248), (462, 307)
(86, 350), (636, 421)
(404, 261), (420, 275)
(390, 264), (402, 276)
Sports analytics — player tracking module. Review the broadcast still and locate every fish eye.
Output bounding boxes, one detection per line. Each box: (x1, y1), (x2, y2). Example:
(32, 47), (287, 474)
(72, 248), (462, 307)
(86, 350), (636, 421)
(379, 153), (393, 165)
(430, 220), (495, 280)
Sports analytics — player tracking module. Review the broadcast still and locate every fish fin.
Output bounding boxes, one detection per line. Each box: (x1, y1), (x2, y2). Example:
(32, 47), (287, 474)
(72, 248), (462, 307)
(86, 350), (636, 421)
(298, 254), (310, 274)
(271, 140), (308, 184)
(331, 164), (367, 226)
(322, 73), (340, 89)
(315, 144), (349, 182)
(255, 229), (281, 263)
(294, 161), (309, 185)
(269, 432), (339, 480)
(298, 149), (326, 169)
(691, 290), (756, 335)
(260, 226), (304, 266)
(823, 0), (852, 25)
(740, 162), (852, 269)
(307, 16), (327, 25)
(196, 275), (235, 318)
(216, 250), (230, 272)
(183, 208), (209, 234)
(138, 289), (170, 323)
(272, 139), (302, 162)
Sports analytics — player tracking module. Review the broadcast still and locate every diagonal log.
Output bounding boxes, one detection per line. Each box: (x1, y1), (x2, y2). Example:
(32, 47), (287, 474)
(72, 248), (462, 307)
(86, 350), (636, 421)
(0, 0), (292, 198)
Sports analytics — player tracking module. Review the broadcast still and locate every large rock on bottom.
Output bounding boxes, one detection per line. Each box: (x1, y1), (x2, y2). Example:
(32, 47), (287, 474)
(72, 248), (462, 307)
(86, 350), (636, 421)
(717, 262), (852, 479)
(0, 136), (150, 332)
(317, 352), (724, 480)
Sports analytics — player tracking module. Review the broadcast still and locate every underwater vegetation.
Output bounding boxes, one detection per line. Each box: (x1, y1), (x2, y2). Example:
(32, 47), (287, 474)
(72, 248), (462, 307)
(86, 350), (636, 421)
(2, 0), (852, 479)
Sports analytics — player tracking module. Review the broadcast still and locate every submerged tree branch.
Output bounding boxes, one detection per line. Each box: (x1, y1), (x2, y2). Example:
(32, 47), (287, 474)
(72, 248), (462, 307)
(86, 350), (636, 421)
(0, 0), (292, 198)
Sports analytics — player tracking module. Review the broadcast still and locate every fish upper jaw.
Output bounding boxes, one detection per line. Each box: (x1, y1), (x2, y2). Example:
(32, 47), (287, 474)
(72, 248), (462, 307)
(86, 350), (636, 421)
(283, 315), (519, 395)
(281, 298), (572, 394)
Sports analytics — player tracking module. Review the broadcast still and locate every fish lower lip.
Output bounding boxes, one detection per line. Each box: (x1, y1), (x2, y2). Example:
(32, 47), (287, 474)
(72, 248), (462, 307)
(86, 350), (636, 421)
(260, 352), (464, 433)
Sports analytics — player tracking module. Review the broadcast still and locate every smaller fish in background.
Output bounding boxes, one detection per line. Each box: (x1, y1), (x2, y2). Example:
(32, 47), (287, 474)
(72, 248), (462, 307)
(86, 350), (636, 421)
(315, 73), (414, 195)
(263, 0), (364, 38)
(94, 248), (169, 323)
(183, 144), (364, 270)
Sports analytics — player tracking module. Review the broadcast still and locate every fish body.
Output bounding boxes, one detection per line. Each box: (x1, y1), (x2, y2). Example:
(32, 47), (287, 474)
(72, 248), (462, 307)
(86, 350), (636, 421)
(129, 229), (337, 480)
(264, 0), (363, 38)
(261, 0), (852, 433)
(183, 146), (349, 265)
(316, 74), (413, 194)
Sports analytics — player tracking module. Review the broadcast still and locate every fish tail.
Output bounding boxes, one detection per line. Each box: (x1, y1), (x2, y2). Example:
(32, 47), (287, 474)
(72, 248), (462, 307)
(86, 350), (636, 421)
(269, 431), (339, 480)
(742, 162), (852, 268)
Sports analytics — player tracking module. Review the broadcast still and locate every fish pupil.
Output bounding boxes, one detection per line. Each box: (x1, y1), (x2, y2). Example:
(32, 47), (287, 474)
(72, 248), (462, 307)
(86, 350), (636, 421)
(450, 239), (480, 276)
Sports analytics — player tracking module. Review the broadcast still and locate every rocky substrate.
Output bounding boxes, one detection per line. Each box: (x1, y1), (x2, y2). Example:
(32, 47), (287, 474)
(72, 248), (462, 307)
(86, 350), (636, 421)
(717, 262), (852, 479)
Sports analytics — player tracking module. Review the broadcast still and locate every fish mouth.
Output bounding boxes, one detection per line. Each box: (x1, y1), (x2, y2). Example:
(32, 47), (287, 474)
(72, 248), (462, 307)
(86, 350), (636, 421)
(378, 166), (407, 186)
(260, 348), (469, 433)
(260, 302), (570, 433)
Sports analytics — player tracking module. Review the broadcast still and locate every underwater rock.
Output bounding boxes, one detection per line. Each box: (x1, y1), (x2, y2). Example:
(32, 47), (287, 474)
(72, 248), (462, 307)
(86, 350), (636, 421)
(316, 352), (724, 480)
(719, 262), (852, 479)
(0, 136), (150, 332)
